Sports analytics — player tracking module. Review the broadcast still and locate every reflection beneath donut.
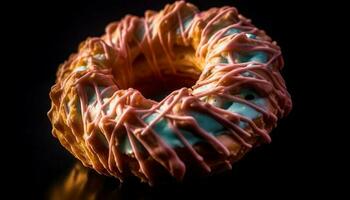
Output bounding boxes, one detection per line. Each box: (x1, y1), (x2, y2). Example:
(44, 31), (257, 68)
(48, 163), (125, 200)
(48, 162), (182, 200)
(48, 161), (248, 199)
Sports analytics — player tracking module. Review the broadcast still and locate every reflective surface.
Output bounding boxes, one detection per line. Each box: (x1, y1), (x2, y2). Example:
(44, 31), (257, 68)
(48, 163), (121, 200)
(42, 142), (292, 200)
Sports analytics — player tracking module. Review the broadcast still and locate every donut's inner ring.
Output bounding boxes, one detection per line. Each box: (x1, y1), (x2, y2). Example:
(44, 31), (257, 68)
(131, 45), (201, 102)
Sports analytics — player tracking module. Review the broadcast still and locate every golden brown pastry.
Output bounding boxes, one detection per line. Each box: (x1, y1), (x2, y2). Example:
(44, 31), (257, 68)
(48, 1), (292, 185)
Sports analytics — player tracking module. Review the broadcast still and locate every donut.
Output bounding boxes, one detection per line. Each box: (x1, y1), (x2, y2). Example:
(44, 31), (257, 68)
(48, 1), (292, 184)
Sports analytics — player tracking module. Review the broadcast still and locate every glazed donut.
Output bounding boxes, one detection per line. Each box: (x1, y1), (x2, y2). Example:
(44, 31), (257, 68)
(48, 1), (292, 184)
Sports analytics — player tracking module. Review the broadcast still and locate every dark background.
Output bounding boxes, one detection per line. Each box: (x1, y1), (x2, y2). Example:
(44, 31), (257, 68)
(5, 0), (338, 199)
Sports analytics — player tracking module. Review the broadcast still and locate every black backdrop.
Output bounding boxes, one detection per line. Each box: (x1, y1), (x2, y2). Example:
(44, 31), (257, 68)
(6, 0), (334, 199)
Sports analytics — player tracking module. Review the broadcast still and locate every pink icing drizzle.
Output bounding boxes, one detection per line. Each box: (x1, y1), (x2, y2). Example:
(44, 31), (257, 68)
(48, 1), (292, 184)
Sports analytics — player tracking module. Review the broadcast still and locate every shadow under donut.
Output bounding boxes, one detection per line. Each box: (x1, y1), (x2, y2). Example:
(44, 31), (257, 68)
(47, 157), (264, 200)
(48, 162), (123, 200)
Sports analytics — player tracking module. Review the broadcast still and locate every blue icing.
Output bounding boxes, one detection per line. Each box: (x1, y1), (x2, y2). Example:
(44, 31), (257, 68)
(241, 71), (255, 77)
(120, 88), (266, 153)
(246, 33), (257, 39)
(224, 28), (241, 36)
(120, 133), (147, 154)
(144, 114), (183, 147)
(183, 16), (193, 30)
(176, 16), (194, 34)
(93, 54), (105, 61)
(228, 101), (261, 127)
(120, 136), (133, 154)
(195, 84), (212, 94)
(238, 121), (247, 128)
(224, 28), (256, 39)
(85, 86), (107, 105)
(143, 113), (201, 148)
(74, 66), (87, 72)
(120, 114), (201, 153)
(236, 51), (268, 63)
(226, 89), (266, 128)
(188, 111), (225, 136)
(98, 86), (111, 99)
(85, 86), (96, 105)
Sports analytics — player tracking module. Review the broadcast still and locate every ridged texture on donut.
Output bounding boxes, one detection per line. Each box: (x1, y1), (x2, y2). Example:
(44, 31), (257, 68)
(48, 1), (292, 184)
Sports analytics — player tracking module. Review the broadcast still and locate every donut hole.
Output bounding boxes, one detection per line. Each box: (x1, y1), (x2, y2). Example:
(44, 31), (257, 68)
(133, 74), (199, 101)
(130, 46), (202, 102)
